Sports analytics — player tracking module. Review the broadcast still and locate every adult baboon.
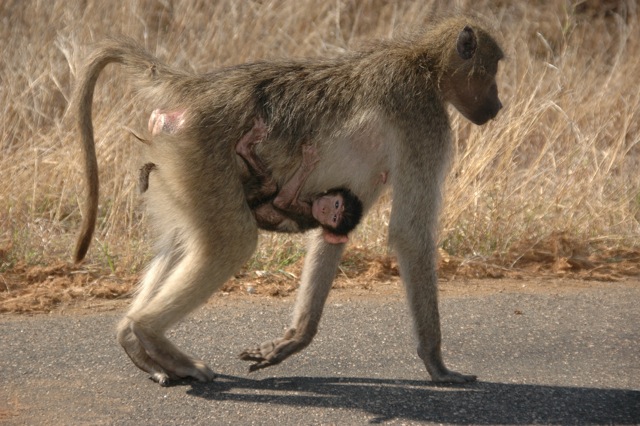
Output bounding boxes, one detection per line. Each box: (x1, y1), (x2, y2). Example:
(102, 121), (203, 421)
(72, 16), (503, 386)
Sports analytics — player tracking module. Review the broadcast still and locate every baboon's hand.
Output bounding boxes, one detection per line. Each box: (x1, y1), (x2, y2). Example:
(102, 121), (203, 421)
(430, 369), (477, 384)
(239, 328), (306, 371)
(418, 346), (477, 384)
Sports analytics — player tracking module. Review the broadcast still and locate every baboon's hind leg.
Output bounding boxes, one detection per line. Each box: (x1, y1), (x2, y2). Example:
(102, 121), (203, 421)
(117, 233), (183, 385)
(118, 319), (178, 385)
(127, 224), (257, 384)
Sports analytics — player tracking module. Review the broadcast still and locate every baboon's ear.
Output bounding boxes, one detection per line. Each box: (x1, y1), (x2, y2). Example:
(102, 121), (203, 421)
(456, 26), (477, 60)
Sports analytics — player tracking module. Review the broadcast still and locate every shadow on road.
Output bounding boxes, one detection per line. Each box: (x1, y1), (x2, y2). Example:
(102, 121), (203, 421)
(184, 375), (639, 424)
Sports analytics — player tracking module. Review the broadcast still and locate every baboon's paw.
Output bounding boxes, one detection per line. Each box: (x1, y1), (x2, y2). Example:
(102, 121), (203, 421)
(118, 322), (179, 385)
(154, 356), (215, 384)
(130, 323), (215, 384)
(151, 371), (171, 386)
(188, 360), (216, 382)
(239, 338), (278, 362)
(147, 361), (213, 386)
(430, 369), (477, 384)
(418, 346), (477, 384)
(239, 335), (305, 372)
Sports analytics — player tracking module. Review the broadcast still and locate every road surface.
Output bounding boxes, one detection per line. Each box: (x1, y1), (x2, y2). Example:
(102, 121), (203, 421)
(1, 280), (638, 424)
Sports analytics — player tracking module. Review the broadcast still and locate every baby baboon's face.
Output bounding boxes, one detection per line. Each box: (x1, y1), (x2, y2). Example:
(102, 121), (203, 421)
(311, 194), (345, 229)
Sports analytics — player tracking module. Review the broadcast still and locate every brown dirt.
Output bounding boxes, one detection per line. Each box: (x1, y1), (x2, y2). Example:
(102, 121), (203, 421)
(2, 233), (638, 314)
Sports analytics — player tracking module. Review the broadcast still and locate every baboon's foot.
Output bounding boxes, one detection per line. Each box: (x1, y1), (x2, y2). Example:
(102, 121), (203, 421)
(239, 328), (306, 371)
(128, 322), (216, 384)
(118, 321), (177, 386)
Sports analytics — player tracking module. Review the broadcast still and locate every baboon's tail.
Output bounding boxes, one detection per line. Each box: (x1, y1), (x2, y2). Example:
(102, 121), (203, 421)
(72, 37), (176, 263)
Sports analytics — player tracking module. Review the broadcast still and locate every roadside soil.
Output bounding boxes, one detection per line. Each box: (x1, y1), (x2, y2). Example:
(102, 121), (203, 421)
(2, 239), (639, 314)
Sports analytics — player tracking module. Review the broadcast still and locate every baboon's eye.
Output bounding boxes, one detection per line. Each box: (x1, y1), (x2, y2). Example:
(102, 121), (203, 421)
(334, 200), (340, 209)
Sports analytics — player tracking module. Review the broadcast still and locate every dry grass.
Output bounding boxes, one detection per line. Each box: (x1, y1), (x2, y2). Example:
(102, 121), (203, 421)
(1, 0), (639, 312)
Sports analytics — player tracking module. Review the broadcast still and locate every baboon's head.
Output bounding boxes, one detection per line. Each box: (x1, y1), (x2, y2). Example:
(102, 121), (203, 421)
(438, 22), (504, 125)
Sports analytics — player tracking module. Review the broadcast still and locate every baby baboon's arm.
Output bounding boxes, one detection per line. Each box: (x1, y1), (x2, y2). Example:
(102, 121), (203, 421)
(251, 144), (319, 229)
(236, 118), (277, 204)
(270, 144), (319, 215)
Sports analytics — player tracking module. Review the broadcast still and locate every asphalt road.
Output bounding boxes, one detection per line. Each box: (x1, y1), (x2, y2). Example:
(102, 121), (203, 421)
(1, 281), (639, 425)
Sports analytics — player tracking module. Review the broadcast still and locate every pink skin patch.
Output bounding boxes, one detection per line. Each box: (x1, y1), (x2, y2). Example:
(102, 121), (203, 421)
(148, 109), (186, 136)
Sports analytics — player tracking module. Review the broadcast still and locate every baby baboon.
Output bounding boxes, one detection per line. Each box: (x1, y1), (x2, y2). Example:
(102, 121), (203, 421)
(236, 119), (363, 242)
(72, 16), (503, 386)
(140, 115), (363, 241)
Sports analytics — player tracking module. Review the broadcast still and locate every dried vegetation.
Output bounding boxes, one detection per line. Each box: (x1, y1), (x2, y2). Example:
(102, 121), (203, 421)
(1, 0), (639, 313)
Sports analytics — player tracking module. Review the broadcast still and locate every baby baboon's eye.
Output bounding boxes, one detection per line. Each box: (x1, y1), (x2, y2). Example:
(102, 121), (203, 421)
(334, 200), (340, 209)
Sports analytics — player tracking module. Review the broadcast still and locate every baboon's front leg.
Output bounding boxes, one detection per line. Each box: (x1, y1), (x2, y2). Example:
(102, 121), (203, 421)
(395, 246), (477, 384)
(240, 231), (345, 370)
(389, 154), (476, 384)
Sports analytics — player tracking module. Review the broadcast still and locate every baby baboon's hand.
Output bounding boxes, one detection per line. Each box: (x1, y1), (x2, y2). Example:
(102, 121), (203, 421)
(301, 144), (320, 168)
